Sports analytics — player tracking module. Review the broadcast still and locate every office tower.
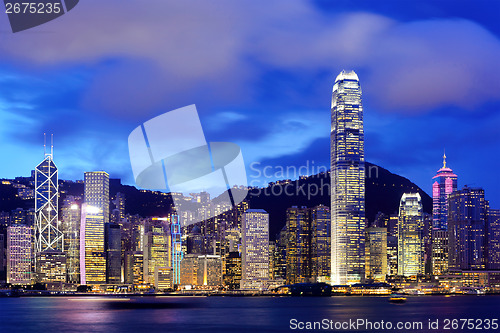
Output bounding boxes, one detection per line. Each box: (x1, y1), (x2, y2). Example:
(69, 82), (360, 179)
(124, 251), (144, 285)
(35, 251), (67, 283)
(154, 267), (173, 291)
(448, 187), (487, 271)
(488, 209), (500, 270)
(80, 171), (109, 285)
(223, 251), (242, 290)
(186, 226), (204, 254)
(272, 226), (287, 280)
(311, 205), (331, 283)
(330, 70), (365, 285)
(387, 235), (398, 276)
(11, 208), (26, 225)
(143, 224), (170, 285)
(34, 144), (63, 257)
(106, 223), (121, 284)
(179, 254), (198, 286)
(0, 233), (5, 282)
(171, 214), (183, 285)
(398, 193), (424, 277)
(197, 254), (222, 287)
(240, 209), (269, 290)
(61, 201), (80, 284)
(365, 227), (387, 282)
(286, 206), (310, 284)
(431, 229), (449, 275)
(432, 153), (458, 230)
(7, 225), (32, 285)
(112, 192), (126, 221)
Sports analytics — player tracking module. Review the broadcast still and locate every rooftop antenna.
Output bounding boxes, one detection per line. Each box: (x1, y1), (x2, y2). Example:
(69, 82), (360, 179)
(443, 148), (447, 168)
(44, 133), (47, 157)
(51, 134), (54, 157)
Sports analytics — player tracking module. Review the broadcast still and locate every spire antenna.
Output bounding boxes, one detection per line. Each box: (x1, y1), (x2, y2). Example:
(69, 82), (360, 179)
(51, 134), (54, 157)
(443, 149), (447, 168)
(43, 133), (46, 157)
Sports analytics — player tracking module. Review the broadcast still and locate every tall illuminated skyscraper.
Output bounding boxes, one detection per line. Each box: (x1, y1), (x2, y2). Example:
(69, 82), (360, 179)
(80, 171), (109, 285)
(398, 193), (424, 277)
(330, 70), (365, 285)
(241, 209), (269, 290)
(7, 225), (32, 285)
(432, 153), (458, 230)
(34, 139), (63, 255)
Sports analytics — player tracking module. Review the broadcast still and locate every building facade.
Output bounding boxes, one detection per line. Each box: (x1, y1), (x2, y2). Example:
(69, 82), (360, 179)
(432, 154), (458, 230)
(240, 209), (269, 290)
(330, 70), (365, 285)
(398, 193), (424, 277)
(365, 227), (387, 282)
(7, 225), (32, 285)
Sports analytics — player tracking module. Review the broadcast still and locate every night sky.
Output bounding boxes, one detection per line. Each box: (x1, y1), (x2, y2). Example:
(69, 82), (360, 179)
(0, 0), (499, 207)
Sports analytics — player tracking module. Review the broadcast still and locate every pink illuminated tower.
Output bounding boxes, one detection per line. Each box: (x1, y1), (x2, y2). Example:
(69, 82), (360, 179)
(432, 152), (458, 230)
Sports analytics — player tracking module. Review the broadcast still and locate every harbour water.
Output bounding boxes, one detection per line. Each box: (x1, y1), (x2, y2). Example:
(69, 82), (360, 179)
(0, 295), (499, 332)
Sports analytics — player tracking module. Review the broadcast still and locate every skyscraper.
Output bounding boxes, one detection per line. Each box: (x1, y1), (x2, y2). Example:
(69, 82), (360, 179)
(34, 142), (63, 258)
(240, 209), (269, 290)
(398, 193), (424, 277)
(105, 223), (121, 284)
(80, 171), (109, 285)
(432, 153), (458, 230)
(487, 209), (500, 270)
(330, 70), (365, 285)
(365, 227), (387, 282)
(7, 225), (32, 285)
(448, 187), (487, 271)
(286, 206), (310, 284)
(62, 201), (80, 284)
(311, 205), (331, 283)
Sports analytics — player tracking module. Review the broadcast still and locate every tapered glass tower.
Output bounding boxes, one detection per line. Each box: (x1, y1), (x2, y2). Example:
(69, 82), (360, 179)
(330, 70), (365, 285)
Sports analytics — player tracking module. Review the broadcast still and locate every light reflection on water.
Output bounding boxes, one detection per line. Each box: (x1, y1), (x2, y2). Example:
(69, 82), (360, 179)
(0, 296), (498, 333)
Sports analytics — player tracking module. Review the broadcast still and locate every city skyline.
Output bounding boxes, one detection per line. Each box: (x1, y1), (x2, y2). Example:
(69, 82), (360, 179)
(0, 1), (500, 208)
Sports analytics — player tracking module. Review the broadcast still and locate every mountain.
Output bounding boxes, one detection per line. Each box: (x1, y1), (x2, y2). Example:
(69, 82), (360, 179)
(242, 162), (432, 239)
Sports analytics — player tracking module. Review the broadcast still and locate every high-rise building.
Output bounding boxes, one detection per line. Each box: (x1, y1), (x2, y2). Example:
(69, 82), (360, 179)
(286, 206), (310, 284)
(223, 251), (241, 290)
(330, 70), (365, 285)
(35, 251), (67, 283)
(240, 209), (269, 290)
(124, 251), (144, 285)
(431, 229), (449, 275)
(34, 145), (63, 267)
(487, 209), (500, 270)
(143, 224), (170, 285)
(179, 254), (198, 286)
(105, 223), (121, 284)
(62, 201), (80, 284)
(432, 153), (458, 230)
(448, 187), (487, 271)
(197, 254), (222, 287)
(7, 225), (32, 285)
(398, 193), (424, 277)
(365, 227), (387, 282)
(171, 214), (182, 285)
(311, 205), (331, 283)
(154, 267), (173, 291)
(387, 235), (398, 276)
(80, 171), (109, 285)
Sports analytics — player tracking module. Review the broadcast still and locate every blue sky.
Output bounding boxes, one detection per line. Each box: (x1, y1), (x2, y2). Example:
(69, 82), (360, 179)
(0, 0), (500, 208)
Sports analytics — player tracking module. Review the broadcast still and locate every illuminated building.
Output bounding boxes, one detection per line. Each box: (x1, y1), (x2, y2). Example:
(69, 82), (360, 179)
(62, 201), (80, 284)
(143, 224), (170, 285)
(330, 70), (365, 285)
(35, 251), (67, 283)
(7, 225), (32, 285)
(448, 187), (487, 271)
(197, 255), (222, 287)
(223, 251), (241, 290)
(0, 234), (5, 282)
(271, 226), (287, 280)
(432, 153), (458, 230)
(488, 209), (500, 270)
(387, 235), (398, 276)
(124, 251), (144, 285)
(105, 223), (121, 284)
(240, 209), (269, 290)
(154, 267), (173, 291)
(286, 206), (310, 284)
(80, 171), (109, 285)
(179, 254), (198, 286)
(365, 227), (387, 282)
(187, 225), (203, 254)
(34, 142), (64, 280)
(311, 205), (331, 282)
(398, 193), (424, 277)
(432, 229), (449, 275)
(171, 214), (183, 285)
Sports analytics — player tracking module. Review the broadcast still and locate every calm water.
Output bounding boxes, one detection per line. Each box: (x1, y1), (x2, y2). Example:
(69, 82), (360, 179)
(0, 295), (499, 332)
